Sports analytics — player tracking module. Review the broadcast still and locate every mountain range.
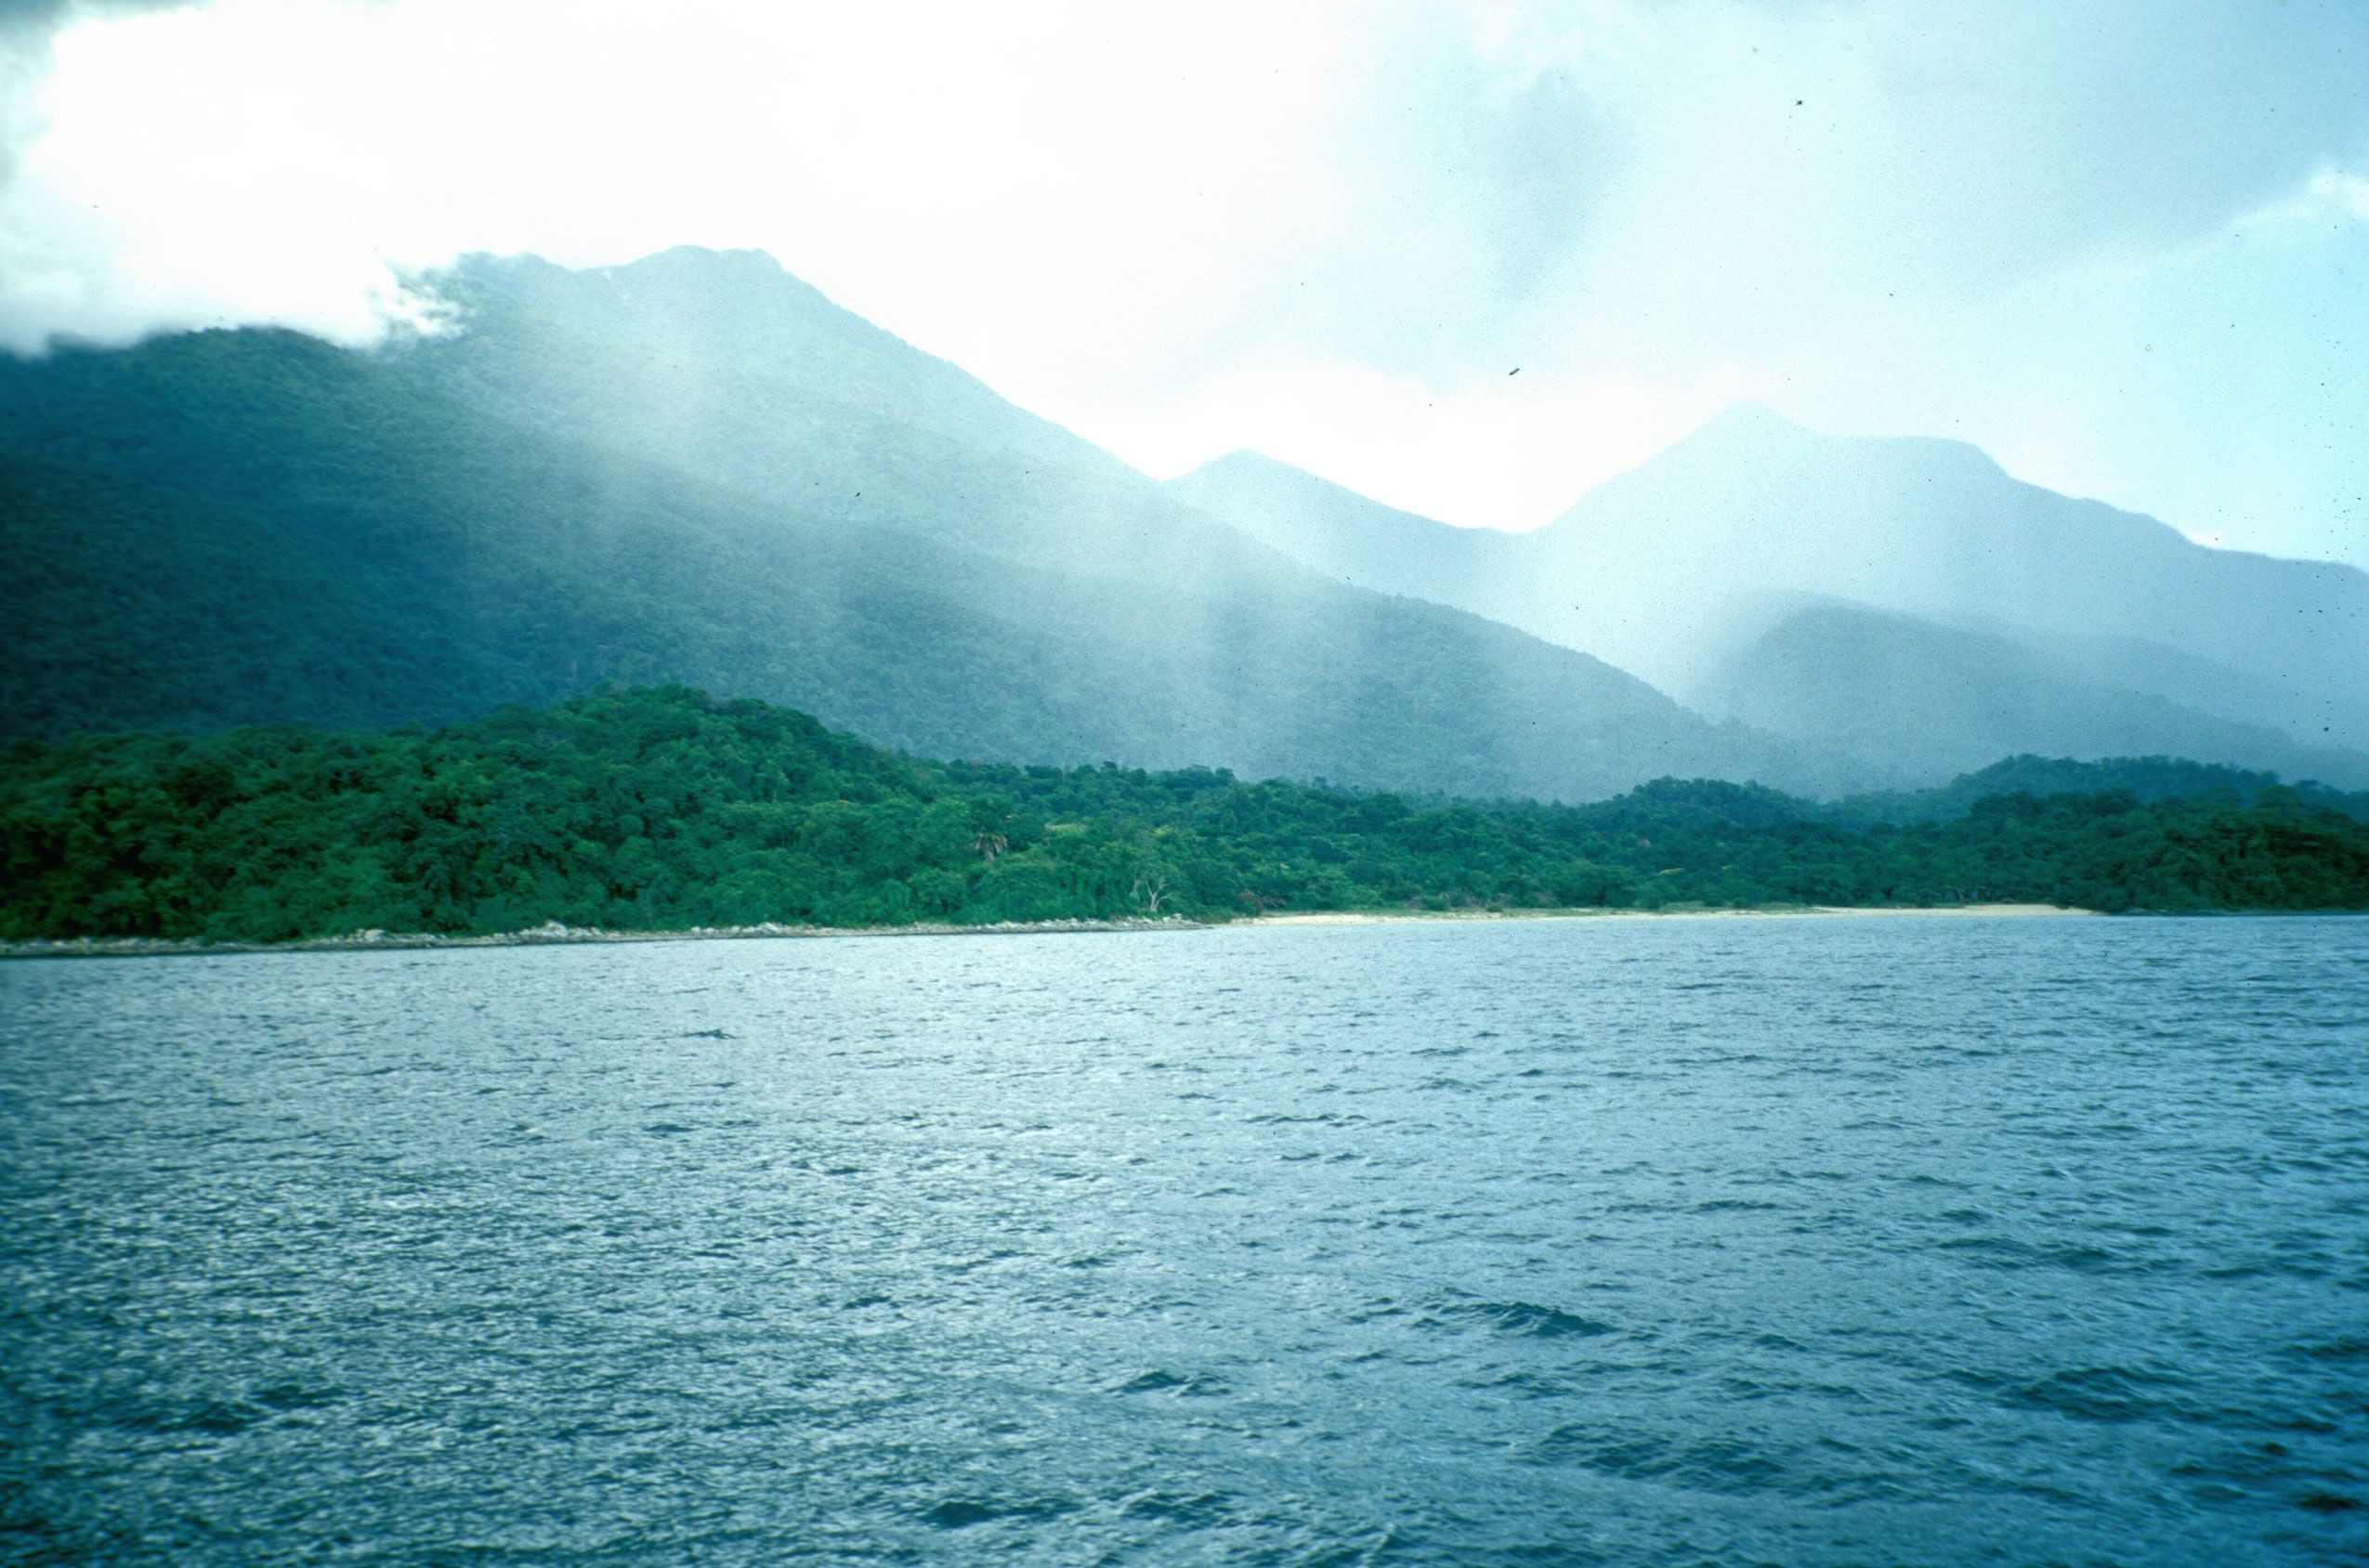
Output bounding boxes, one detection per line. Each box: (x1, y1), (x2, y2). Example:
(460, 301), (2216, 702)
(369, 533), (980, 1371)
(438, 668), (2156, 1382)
(4, 245), (2362, 798)
(1173, 409), (2369, 786)
(0, 249), (1835, 802)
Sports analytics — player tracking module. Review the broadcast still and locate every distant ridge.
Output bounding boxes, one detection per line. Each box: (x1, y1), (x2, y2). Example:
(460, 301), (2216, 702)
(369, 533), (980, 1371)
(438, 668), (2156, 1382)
(1172, 451), (1527, 606)
(1694, 601), (2369, 787)
(1171, 408), (2369, 788)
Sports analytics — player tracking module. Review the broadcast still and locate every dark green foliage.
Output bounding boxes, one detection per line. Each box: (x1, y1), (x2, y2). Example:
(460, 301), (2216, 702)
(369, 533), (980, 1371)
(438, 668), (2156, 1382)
(1823, 754), (2369, 827)
(5, 689), (2364, 944)
(0, 253), (1844, 803)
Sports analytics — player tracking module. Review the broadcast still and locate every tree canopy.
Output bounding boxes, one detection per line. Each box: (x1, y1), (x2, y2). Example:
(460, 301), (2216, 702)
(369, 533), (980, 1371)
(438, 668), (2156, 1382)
(6, 687), (2365, 944)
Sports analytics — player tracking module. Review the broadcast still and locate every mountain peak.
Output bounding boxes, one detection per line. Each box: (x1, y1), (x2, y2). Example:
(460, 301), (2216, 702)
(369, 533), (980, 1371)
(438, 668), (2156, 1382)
(593, 245), (837, 314)
(1660, 401), (1839, 462)
(601, 245), (805, 292)
(1173, 449), (1461, 527)
(1184, 447), (1282, 476)
(1629, 401), (2009, 496)
(1695, 400), (1809, 437)
(1218, 446), (1283, 467)
(444, 245), (833, 327)
(630, 243), (786, 272)
(1182, 449), (1334, 491)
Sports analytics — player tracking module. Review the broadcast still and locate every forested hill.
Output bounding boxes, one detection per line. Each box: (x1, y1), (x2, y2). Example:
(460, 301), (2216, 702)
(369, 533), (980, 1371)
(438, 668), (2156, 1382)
(0, 248), (1842, 803)
(5, 688), (2364, 945)
(1822, 754), (2369, 827)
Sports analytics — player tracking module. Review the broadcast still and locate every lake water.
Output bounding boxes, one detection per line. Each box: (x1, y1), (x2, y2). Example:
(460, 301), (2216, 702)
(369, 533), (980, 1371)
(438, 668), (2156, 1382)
(2, 915), (2365, 1565)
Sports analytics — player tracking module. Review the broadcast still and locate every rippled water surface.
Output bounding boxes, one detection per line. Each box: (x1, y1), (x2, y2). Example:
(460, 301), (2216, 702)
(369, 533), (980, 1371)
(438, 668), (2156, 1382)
(3, 916), (2366, 1565)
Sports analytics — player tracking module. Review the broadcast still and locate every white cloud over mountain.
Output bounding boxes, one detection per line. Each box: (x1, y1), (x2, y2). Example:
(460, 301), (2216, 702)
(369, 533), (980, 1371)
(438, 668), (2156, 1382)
(1, 0), (2362, 563)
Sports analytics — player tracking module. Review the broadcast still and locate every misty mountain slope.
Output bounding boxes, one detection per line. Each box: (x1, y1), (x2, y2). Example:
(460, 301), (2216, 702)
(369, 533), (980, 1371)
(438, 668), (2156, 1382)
(433, 249), (1119, 477)
(407, 300), (1259, 597)
(417, 250), (1283, 594)
(0, 320), (1839, 801)
(0, 331), (1146, 756)
(1694, 602), (2369, 788)
(1167, 451), (1525, 604)
(1537, 406), (2369, 738)
(1172, 410), (2369, 772)
(2009, 626), (2354, 749)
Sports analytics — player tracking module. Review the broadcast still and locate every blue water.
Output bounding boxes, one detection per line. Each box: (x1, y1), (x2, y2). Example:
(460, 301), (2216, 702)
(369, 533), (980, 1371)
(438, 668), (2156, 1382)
(2, 915), (2365, 1565)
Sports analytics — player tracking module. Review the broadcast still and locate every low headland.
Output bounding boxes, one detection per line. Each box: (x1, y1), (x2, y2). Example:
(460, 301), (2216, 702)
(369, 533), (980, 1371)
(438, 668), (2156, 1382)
(4, 686), (2363, 954)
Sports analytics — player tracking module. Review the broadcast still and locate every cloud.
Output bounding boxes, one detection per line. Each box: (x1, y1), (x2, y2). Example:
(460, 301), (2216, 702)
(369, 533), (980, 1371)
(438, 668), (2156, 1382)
(0, 0), (1378, 354)
(0, 1), (195, 182)
(1779, 166), (2369, 568)
(0, 0), (2362, 562)
(0, 0), (190, 37)
(1368, 0), (2369, 368)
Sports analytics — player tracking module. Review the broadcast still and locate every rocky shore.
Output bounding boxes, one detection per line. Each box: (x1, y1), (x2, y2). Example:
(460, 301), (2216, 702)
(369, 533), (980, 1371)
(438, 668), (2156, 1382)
(0, 916), (1211, 961)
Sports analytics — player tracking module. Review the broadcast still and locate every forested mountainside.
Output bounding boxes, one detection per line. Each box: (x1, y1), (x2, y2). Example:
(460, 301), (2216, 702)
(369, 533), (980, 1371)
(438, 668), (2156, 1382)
(1818, 753), (2369, 828)
(6, 687), (2364, 944)
(15, 245), (2356, 804)
(1171, 412), (2369, 787)
(0, 249), (1844, 803)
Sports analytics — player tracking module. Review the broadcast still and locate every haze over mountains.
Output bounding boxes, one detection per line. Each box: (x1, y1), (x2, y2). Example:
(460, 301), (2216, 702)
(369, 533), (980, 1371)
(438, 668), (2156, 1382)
(1174, 409), (2369, 788)
(0, 247), (1836, 803)
(4, 244), (2362, 799)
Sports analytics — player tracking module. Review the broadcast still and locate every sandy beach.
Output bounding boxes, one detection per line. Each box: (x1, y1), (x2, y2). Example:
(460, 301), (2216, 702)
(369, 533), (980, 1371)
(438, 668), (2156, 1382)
(1251, 904), (2096, 926)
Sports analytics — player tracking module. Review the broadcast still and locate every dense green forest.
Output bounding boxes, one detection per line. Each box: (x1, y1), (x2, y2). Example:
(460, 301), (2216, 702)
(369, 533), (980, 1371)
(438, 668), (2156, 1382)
(4, 687), (2364, 945)
(1824, 754), (2369, 826)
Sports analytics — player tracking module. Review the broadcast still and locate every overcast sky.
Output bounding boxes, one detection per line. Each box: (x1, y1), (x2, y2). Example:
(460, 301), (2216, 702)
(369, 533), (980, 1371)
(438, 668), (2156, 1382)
(1, 0), (2363, 566)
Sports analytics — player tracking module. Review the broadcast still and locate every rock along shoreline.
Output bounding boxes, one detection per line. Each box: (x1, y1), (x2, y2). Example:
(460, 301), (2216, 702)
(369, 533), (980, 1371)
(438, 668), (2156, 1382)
(0, 916), (1212, 961)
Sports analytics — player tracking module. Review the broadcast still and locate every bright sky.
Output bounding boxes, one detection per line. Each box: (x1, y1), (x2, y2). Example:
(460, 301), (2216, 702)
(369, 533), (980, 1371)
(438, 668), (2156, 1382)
(1, 0), (2364, 567)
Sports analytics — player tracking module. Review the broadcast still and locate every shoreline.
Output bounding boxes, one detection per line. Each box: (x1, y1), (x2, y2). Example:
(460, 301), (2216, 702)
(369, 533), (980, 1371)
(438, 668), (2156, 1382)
(1251, 903), (2099, 926)
(0, 916), (1209, 962)
(0, 903), (2112, 961)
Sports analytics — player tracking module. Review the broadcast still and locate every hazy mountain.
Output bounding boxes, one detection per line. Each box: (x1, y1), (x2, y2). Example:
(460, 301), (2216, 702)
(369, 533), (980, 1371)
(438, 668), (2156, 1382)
(1168, 450), (1527, 604)
(1693, 602), (2369, 787)
(0, 250), (1844, 803)
(1172, 406), (2369, 783)
(428, 248), (1114, 476)
(412, 252), (1274, 595)
(1540, 406), (2369, 735)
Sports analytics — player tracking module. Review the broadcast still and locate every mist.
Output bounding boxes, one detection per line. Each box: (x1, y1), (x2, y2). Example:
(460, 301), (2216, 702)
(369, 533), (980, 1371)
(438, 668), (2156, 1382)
(1, 0), (2364, 566)
(6, 2), (2368, 804)
(1172, 406), (2369, 789)
(8, 14), (2369, 1568)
